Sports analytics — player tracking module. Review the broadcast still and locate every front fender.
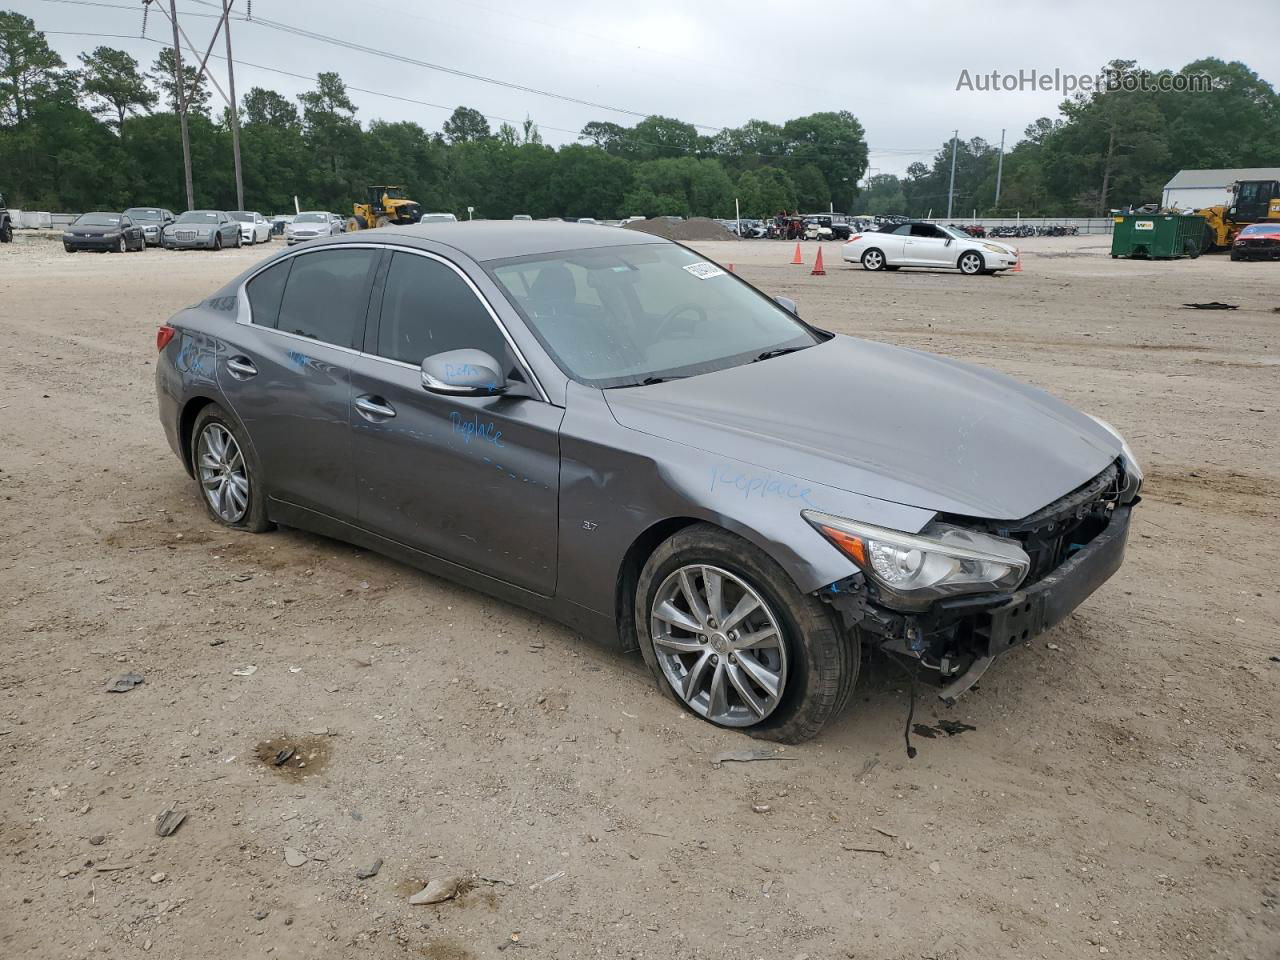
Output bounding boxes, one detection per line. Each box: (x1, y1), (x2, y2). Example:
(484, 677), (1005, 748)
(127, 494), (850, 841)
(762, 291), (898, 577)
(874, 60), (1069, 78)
(554, 383), (935, 617)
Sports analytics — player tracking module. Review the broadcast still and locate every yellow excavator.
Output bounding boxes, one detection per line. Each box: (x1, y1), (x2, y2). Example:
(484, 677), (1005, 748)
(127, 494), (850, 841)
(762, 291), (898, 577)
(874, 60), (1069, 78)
(1195, 178), (1280, 249)
(348, 185), (422, 230)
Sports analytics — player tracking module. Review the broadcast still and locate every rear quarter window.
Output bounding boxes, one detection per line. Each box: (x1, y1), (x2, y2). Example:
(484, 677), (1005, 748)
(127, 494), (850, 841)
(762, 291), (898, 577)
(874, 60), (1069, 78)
(245, 259), (292, 328)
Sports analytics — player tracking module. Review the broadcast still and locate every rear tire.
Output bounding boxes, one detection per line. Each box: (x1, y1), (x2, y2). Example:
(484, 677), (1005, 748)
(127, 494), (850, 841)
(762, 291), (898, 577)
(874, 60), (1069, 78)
(190, 404), (272, 533)
(635, 523), (857, 743)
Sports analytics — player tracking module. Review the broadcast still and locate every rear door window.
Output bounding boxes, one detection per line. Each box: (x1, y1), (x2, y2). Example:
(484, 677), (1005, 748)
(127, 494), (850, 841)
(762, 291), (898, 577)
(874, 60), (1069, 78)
(276, 249), (379, 347)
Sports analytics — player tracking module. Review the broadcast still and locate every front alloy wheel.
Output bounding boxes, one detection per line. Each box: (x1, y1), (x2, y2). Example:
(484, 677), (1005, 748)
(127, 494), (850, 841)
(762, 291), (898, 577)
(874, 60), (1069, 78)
(958, 251), (984, 274)
(650, 565), (788, 726)
(636, 523), (858, 743)
(197, 423), (249, 523)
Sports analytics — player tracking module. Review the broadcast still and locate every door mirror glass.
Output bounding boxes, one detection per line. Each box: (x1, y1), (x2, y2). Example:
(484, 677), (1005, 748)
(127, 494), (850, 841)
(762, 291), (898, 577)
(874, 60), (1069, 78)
(774, 295), (798, 317)
(421, 349), (506, 396)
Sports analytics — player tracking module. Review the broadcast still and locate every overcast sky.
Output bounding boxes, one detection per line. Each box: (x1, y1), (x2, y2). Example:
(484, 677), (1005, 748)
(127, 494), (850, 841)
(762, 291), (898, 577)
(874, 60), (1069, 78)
(19, 0), (1280, 175)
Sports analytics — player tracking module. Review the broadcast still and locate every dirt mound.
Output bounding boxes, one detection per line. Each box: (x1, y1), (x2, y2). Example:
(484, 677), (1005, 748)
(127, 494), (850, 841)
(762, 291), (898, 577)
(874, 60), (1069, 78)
(623, 216), (738, 241)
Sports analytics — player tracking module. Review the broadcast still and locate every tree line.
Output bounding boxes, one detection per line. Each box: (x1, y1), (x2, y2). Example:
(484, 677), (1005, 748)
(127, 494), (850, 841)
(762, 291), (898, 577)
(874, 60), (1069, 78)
(2, 13), (1276, 220)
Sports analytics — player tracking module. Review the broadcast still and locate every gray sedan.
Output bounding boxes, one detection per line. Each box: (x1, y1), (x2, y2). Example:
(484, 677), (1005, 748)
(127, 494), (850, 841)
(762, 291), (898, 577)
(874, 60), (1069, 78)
(163, 210), (242, 250)
(154, 224), (1140, 742)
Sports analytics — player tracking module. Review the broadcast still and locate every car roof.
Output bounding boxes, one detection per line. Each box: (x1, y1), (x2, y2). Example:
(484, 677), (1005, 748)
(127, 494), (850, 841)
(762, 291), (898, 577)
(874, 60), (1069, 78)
(377, 220), (667, 262)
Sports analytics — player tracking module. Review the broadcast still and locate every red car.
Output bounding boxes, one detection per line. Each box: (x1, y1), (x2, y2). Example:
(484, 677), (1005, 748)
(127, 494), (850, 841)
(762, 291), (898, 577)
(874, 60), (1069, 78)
(1231, 222), (1280, 261)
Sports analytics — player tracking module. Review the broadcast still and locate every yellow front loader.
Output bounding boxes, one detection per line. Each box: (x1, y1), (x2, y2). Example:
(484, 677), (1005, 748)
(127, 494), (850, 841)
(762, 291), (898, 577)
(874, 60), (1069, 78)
(1195, 178), (1280, 249)
(349, 185), (422, 230)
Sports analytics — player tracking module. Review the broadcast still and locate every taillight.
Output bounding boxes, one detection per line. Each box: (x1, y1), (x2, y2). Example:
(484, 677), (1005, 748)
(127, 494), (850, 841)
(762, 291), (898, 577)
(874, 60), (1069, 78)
(156, 324), (176, 352)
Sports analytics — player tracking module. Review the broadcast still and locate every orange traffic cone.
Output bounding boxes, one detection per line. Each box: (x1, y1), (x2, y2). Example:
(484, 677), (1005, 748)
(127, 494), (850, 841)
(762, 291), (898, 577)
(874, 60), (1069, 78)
(810, 247), (826, 276)
(790, 243), (803, 265)
(1012, 248), (1022, 272)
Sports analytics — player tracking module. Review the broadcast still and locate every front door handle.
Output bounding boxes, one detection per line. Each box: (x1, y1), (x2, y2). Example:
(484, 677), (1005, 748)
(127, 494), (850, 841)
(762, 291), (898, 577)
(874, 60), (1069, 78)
(226, 356), (257, 379)
(355, 395), (396, 421)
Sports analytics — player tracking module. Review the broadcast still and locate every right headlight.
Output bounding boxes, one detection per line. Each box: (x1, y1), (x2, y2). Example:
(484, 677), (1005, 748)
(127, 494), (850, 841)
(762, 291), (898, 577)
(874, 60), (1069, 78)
(803, 512), (1030, 611)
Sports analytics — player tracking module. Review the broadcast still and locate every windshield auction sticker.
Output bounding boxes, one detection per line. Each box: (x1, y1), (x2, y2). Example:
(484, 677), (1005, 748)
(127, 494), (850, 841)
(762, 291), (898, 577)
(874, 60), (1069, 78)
(683, 261), (726, 279)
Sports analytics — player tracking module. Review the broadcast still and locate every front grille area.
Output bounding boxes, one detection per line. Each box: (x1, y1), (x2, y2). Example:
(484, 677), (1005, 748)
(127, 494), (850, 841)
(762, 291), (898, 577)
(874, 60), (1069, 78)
(175, 230), (196, 240)
(961, 462), (1123, 585)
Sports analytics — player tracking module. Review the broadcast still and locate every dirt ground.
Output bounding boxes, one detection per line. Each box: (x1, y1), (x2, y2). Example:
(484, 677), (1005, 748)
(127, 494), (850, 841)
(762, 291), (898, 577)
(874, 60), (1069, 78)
(1, 231), (1277, 960)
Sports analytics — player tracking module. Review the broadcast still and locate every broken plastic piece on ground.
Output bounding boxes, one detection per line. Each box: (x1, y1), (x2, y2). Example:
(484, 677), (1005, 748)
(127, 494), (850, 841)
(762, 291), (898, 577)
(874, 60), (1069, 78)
(155, 807), (187, 837)
(709, 749), (794, 767)
(107, 672), (144, 693)
(272, 747), (295, 766)
(1181, 301), (1238, 310)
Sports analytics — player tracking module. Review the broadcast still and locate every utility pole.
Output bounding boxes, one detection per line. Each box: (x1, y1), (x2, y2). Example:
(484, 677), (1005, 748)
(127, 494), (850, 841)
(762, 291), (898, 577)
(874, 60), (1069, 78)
(222, 0), (243, 210)
(993, 128), (1006, 213)
(164, 0), (194, 209)
(946, 129), (958, 220)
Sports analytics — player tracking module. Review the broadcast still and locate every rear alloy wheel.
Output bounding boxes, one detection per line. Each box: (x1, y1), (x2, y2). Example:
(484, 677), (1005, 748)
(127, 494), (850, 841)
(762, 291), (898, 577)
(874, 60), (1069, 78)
(191, 404), (272, 532)
(636, 524), (857, 743)
(861, 248), (886, 271)
(958, 251), (985, 275)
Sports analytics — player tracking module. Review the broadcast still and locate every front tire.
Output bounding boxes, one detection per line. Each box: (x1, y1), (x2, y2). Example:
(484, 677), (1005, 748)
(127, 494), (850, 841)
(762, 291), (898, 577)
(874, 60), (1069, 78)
(861, 248), (887, 271)
(958, 250), (985, 275)
(635, 524), (857, 743)
(190, 404), (272, 533)
(212, 233), (222, 251)
(113, 236), (126, 254)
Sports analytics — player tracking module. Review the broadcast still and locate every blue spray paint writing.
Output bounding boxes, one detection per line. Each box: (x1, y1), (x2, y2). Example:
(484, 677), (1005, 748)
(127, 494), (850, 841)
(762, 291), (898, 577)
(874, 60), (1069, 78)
(709, 464), (816, 508)
(176, 342), (213, 378)
(286, 349), (310, 370)
(445, 363), (478, 378)
(449, 410), (504, 446)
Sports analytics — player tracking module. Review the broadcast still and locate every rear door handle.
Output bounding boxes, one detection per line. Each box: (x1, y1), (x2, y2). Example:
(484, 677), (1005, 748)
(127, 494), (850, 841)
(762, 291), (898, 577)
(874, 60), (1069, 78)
(355, 395), (396, 421)
(226, 356), (257, 379)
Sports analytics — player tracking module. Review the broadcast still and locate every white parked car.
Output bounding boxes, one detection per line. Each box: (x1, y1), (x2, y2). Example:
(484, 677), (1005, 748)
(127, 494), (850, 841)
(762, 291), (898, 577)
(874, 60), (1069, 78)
(286, 211), (342, 245)
(842, 221), (1018, 275)
(230, 210), (272, 245)
(418, 212), (458, 224)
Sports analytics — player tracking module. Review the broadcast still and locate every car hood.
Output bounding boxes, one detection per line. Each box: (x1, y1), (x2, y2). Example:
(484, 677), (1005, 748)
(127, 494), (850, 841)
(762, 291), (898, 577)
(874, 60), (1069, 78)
(604, 335), (1121, 520)
(170, 223), (214, 232)
(71, 225), (119, 235)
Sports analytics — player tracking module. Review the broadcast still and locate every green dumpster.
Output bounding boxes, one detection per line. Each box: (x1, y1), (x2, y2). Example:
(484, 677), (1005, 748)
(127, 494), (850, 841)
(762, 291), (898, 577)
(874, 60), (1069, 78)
(1111, 213), (1206, 259)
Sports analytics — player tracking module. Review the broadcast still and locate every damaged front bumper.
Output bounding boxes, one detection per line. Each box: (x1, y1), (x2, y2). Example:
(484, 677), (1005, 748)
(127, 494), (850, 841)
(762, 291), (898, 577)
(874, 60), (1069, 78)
(823, 501), (1133, 703)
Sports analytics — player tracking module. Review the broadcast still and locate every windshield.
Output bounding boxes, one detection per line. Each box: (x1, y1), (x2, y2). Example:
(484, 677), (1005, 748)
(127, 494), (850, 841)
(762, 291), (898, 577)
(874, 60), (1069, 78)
(124, 208), (163, 221)
(177, 211), (220, 223)
(489, 243), (822, 388)
(75, 213), (122, 226)
(383, 188), (404, 199)
(294, 213), (327, 223)
(229, 211), (254, 221)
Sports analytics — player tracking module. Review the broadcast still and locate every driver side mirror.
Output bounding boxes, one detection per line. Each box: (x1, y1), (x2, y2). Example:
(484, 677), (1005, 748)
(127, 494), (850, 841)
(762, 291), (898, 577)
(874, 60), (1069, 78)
(774, 295), (799, 317)
(421, 348), (506, 396)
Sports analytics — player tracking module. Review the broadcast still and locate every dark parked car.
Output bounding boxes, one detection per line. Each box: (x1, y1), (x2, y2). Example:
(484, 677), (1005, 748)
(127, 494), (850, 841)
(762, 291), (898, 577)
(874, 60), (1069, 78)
(0, 192), (11, 243)
(63, 212), (146, 253)
(1230, 222), (1280, 261)
(163, 210), (242, 250)
(155, 223), (1141, 743)
(124, 206), (176, 247)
